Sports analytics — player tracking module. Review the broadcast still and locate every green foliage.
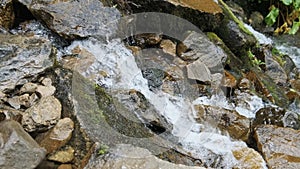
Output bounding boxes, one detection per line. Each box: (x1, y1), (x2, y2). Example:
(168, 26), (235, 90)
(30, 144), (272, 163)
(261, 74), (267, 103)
(247, 50), (265, 68)
(265, 6), (279, 26)
(97, 144), (109, 155)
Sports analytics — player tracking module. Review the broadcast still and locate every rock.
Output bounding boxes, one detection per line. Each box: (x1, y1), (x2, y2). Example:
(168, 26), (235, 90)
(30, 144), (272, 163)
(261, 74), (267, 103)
(36, 85), (56, 97)
(41, 77), (53, 86)
(48, 146), (75, 163)
(187, 60), (212, 83)
(36, 118), (74, 153)
(125, 0), (223, 32)
(238, 78), (251, 91)
(85, 144), (205, 169)
(0, 34), (54, 92)
(216, 19), (256, 55)
(58, 164), (73, 169)
(249, 11), (264, 30)
(18, 0), (120, 39)
(22, 96), (62, 132)
(134, 33), (162, 46)
(254, 125), (300, 168)
(160, 39), (177, 56)
(232, 147), (267, 169)
(194, 105), (250, 141)
(7, 94), (33, 109)
(142, 68), (165, 90)
(263, 48), (287, 85)
(253, 107), (285, 128)
(0, 0), (14, 29)
(221, 70), (237, 88)
(179, 31), (227, 73)
(0, 120), (46, 169)
(282, 111), (300, 130)
(0, 106), (23, 123)
(0, 91), (5, 99)
(126, 46), (141, 56)
(20, 82), (38, 94)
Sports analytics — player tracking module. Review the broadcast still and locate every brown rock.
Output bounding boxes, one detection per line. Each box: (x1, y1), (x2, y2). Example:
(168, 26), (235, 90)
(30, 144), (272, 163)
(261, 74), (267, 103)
(221, 70), (237, 88)
(168, 0), (222, 14)
(0, 0), (14, 29)
(7, 94), (30, 109)
(160, 39), (177, 56)
(254, 125), (300, 169)
(22, 96), (62, 132)
(58, 164), (73, 169)
(232, 147), (266, 169)
(36, 118), (74, 153)
(127, 46), (141, 56)
(48, 146), (75, 163)
(194, 105), (250, 141)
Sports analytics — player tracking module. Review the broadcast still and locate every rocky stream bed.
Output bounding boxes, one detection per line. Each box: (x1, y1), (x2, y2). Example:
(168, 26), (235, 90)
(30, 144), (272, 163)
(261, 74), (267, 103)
(1, 0), (300, 169)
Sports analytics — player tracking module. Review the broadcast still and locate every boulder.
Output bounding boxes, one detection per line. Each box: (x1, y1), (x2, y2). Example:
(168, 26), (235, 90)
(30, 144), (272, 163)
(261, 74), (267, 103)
(18, 0), (121, 39)
(187, 60), (212, 83)
(0, 34), (54, 92)
(254, 125), (300, 168)
(84, 144), (205, 169)
(0, 120), (46, 169)
(22, 96), (62, 132)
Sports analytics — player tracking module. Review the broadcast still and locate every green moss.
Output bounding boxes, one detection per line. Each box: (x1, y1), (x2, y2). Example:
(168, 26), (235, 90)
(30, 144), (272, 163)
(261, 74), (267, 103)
(218, 0), (253, 35)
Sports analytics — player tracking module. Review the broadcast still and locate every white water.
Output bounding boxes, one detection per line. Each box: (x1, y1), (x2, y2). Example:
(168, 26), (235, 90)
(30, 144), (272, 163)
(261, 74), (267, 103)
(64, 37), (268, 168)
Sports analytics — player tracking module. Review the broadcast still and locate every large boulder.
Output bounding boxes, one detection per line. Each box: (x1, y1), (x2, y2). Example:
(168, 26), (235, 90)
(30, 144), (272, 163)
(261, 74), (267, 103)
(0, 120), (46, 169)
(254, 125), (300, 168)
(17, 0), (121, 39)
(0, 34), (54, 92)
(85, 144), (205, 169)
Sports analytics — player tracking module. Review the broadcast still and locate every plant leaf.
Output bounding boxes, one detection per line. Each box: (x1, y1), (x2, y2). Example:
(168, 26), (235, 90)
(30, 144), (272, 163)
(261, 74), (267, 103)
(281, 0), (293, 5)
(294, 0), (300, 9)
(289, 20), (300, 34)
(265, 6), (279, 26)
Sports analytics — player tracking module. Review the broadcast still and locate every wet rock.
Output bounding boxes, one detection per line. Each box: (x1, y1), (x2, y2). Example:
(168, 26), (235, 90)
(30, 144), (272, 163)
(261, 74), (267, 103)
(254, 125), (300, 168)
(232, 147), (267, 169)
(126, 45), (141, 56)
(216, 19), (256, 55)
(18, 0), (120, 39)
(0, 0), (14, 29)
(36, 118), (74, 153)
(0, 34), (54, 92)
(187, 60), (212, 83)
(238, 78), (251, 91)
(263, 48), (287, 85)
(160, 39), (177, 56)
(142, 68), (165, 91)
(282, 111), (300, 130)
(48, 146), (75, 163)
(0, 120), (46, 169)
(22, 96), (62, 132)
(194, 105), (250, 141)
(126, 0), (223, 32)
(36, 85), (56, 97)
(253, 107), (285, 128)
(225, 1), (247, 22)
(179, 31), (227, 73)
(133, 33), (162, 47)
(85, 144), (205, 169)
(20, 82), (38, 94)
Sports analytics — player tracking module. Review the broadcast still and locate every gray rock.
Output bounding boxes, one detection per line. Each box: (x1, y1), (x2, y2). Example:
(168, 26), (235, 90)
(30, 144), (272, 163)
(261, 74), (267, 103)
(36, 85), (56, 97)
(22, 96), (62, 132)
(0, 0), (14, 29)
(36, 117), (74, 153)
(41, 77), (52, 87)
(180, 31), (227, 73)
(187, 60), (212, 82)
(20, 82), (38, 94)
(254, 125), (300, 169)
(7, 94), (31, 109)
(0, 120), (46, 169)
(85, 144), (205, 169)
(18, 0), (121, 39)
(0, 34), (54, 92)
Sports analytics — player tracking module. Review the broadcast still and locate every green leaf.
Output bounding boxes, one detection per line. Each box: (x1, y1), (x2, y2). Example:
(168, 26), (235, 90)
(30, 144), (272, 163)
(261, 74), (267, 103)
(289, 20), (300, 34)
(265, 7), (279, 26)
(281, 0), (293, 5)
(294, 0), (300, 9)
